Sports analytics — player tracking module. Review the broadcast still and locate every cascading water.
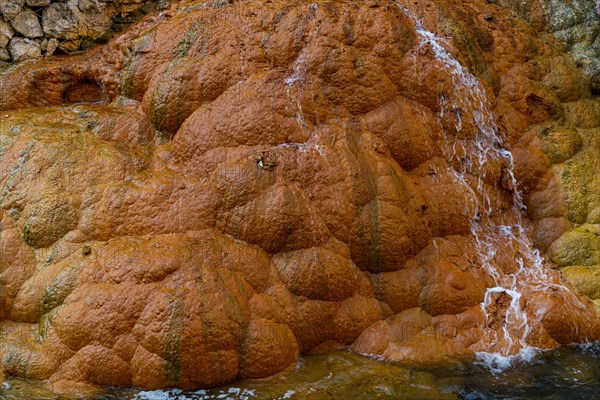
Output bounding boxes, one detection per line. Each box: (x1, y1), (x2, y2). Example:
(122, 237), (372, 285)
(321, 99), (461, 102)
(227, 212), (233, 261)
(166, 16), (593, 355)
(395, 2), (588, 370)
(281, 3), (325, 157)
(278, 1), (592, 368)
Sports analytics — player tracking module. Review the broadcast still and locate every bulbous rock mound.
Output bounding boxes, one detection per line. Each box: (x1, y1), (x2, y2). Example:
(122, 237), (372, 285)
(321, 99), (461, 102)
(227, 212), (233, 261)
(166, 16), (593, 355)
(0, 0), (599, 391)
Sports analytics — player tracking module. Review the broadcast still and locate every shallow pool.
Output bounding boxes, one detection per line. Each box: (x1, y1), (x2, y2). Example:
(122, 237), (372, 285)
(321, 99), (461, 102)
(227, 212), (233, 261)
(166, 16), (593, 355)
(2, 343), (599, 399)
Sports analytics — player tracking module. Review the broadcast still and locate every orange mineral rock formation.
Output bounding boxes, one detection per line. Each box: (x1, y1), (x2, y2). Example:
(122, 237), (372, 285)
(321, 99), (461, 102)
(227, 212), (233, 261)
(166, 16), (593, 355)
(0, 0), (598, 391)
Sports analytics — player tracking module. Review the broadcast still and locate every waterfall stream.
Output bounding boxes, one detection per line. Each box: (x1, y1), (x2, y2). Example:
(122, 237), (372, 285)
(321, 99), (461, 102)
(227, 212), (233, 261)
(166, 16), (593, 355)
(275, 0), (590, 372)
(395, 2), (586, 370)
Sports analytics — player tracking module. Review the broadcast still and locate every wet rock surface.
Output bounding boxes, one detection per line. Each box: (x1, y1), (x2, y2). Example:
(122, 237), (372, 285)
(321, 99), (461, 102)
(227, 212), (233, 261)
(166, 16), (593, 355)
(0, 0), (599, 392)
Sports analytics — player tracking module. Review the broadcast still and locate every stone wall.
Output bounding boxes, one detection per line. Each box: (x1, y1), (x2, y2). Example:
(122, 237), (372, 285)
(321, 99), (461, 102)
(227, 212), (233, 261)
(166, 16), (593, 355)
(0, 0), (166, 63)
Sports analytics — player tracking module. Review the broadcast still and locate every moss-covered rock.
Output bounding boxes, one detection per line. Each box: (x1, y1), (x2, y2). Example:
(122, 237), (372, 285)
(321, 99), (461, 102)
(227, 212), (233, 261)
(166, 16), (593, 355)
(550, 224), (600, 267)
(562, 265), (600, 300)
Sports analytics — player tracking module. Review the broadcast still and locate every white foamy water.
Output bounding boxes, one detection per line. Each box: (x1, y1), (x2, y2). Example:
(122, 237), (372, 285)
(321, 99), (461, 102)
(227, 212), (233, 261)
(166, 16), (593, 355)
(396, 1), (587, 369)
(132, 387), (298, 400)
(281, 4), (327, 159)
(282, 53), (326, 158)
(134, 387), (258, 400)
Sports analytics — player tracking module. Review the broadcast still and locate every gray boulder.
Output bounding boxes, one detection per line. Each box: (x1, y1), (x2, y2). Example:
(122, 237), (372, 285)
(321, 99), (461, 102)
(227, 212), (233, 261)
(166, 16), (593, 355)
(46, 37), (58, 56)
(11, 8), (44, 39)
(0, 0), (25, 21)
(42, 2), (79, 40)
(0, 48), (10, 62)
(26, 0), (52, 6)
(8, 37), (41, 62)
(0, 20), (15, 48)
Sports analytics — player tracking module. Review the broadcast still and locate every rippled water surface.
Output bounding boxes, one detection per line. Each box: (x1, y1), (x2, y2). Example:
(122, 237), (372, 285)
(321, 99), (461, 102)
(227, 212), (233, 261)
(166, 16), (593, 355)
(2, 343), (599, 400)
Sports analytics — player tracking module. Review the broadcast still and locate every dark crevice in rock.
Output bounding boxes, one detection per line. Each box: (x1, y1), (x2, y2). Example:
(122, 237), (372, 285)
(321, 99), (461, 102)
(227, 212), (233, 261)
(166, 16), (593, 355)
(62, 79), (104, 104)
